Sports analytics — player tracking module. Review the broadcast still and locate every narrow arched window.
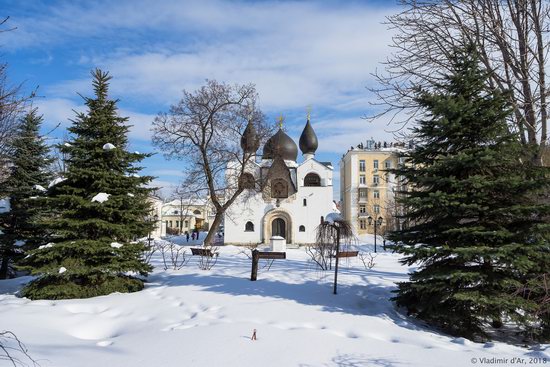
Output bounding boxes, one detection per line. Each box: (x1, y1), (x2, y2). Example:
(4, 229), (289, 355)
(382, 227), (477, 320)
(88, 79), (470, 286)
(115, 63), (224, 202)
(299, 225), (305, 232)
(304, 173), (321, 187)
(245, 221), (254, 232)
(239, 172), (255, 189)
(193, 210), (201, 215)
(303, 198), (307, 206)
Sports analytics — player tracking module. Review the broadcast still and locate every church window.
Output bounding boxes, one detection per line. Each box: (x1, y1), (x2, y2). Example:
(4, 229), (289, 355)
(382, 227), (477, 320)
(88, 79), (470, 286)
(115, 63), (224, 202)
(176, 220), (180, 228)
(239, 172), (255, 189)
(303, 198), (307, 206)
(385, 160), (392, 169)
(304, 173), (321, 187)
(299, 225), (305, 232)
(169, 221), (173, 227)
(245, 221), (254, 232)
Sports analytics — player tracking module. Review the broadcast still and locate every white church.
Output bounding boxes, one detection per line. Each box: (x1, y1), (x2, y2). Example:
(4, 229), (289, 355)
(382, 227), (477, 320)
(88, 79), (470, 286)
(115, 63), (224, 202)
(224, 115), (336, 246)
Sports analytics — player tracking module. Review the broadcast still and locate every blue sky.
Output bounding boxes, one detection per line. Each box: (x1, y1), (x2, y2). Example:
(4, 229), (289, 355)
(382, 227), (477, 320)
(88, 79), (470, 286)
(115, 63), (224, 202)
(1, 0), (400, 198)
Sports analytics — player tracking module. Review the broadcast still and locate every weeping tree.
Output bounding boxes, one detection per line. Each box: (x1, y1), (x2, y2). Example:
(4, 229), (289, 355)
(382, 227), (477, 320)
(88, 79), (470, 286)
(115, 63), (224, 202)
(372, 0), (550, 165)
(315, 214), (355, 294)
(152, 80), (272, 246)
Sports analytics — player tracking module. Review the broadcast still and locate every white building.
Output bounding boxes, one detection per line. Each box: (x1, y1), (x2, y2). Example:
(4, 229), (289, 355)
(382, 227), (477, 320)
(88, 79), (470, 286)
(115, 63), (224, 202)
(224, 116), (335, 246)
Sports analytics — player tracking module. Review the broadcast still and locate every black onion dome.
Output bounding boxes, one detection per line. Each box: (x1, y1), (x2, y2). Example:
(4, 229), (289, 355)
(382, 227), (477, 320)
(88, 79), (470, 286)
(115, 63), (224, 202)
(263, 129), (298, 161)
(241, 121), (260, 153)
(299, 119), (318, 155)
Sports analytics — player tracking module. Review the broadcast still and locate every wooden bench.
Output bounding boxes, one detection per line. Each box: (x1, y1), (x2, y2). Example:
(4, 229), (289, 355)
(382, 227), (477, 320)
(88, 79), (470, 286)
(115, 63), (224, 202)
(191, 248), (217, 257)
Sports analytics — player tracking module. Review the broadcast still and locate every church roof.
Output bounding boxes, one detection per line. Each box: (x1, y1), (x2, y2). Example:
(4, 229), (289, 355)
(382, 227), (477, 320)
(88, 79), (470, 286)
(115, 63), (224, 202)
(262, 128), (298, 161)
(299, 119), (318, 155)
(240, 121), (260, 154)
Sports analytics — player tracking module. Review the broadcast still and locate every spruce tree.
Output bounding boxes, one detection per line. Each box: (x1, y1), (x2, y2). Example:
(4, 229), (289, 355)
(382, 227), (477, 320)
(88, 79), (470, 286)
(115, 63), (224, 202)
(21, 69), (154, 299)
(389, 46), (550, 340)
(0, 109), (52, 279)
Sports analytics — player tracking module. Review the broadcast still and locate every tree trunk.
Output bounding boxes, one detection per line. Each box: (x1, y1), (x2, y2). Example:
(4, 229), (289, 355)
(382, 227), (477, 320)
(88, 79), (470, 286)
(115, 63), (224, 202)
(203, 211), (224, 246)
(0, 254), (9, 279)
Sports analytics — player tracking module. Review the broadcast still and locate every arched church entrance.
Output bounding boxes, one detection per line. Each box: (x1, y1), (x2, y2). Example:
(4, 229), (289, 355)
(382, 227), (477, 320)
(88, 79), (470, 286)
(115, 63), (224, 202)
(263, 209), (292, 244)
(271, 218), (286, 238)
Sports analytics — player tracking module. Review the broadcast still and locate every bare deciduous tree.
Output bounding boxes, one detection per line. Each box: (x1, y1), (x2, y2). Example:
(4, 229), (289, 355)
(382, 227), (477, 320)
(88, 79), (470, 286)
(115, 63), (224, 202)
(371, 0), (550, 165)
(152, 80), (271, 246)
(0, 330), (38, 367)
(0, 17), (33, 185)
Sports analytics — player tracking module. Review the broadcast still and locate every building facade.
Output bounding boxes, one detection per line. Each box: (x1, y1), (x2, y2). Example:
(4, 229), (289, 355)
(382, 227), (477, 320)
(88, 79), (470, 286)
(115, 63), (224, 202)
(340, 142), (407, 235)
(224, 116), (336, 246)
(161, 199), (213, 235)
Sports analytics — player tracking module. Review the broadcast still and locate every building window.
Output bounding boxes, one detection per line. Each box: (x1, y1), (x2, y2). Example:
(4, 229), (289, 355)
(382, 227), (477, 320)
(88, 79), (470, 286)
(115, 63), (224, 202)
(299, 225), (305, 232)
(169, 221), (173, 227)
(360, 219), (366, 229)
(239, 172), (255, 189)
(176, 220), (180, 228)
(184, 220), (189, 228)
(374, 205), (380, 214)
(304, 173), (321, 187)
(359, 204), (366, 213)
(385, 160), (392, 169)
(359, 189), (367, 198)
(245, 221), (254, 232)
(373, 160), (379, 169)
(174, 210), (179, 215)
(373, 175), (380, 185)
(303, 198), (307, 206)
(359, 160), (366, 172)
(359, 175), (366, 185)
(373, 190), (380, 199)
(193, 210), (201, 215)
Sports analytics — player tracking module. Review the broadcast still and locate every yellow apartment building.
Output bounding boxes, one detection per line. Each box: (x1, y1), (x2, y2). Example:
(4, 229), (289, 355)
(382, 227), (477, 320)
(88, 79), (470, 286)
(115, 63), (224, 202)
(340, 141), (408, 235)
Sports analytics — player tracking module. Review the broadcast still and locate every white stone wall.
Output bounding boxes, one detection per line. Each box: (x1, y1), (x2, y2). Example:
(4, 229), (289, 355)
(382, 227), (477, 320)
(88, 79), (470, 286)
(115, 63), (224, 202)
(224, 156), (334, 245)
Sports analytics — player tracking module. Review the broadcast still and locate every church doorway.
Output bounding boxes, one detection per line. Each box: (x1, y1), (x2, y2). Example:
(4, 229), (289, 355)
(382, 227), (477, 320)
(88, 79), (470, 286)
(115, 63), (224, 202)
(271, 218), (286, 238)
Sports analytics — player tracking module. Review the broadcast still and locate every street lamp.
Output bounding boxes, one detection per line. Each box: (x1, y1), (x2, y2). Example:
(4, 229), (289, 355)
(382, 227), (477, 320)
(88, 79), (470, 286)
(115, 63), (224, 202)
(367, 215), (383, 253)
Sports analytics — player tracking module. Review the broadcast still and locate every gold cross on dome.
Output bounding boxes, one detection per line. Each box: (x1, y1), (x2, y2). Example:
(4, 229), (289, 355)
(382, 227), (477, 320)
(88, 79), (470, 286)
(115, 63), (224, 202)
(277, 115), (284, 129)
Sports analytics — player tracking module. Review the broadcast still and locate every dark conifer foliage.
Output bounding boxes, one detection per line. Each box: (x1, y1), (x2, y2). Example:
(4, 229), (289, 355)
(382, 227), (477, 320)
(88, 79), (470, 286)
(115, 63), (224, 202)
(21, 69), (155, 299)
(389, 46), (550, 340)
(0, 109), (52, 279)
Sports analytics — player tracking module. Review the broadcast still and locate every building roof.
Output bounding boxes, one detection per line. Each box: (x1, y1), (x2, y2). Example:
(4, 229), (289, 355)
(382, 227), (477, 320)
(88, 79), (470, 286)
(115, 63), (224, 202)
(299, 119), (318, 155)
(262, 128), (298, 161)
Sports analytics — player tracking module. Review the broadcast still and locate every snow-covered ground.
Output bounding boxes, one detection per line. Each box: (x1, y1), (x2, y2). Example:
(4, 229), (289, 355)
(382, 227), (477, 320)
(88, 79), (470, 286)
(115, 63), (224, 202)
(1, 236), (548, 367)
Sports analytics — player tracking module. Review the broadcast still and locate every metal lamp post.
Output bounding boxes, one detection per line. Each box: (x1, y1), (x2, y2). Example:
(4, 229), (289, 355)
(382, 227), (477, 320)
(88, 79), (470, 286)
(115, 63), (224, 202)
(367, 215), (384, 253)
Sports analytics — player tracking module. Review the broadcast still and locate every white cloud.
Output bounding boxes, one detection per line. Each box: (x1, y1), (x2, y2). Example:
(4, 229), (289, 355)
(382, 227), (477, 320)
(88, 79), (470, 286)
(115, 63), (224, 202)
(13, 1), (396, 114)
(35, 98), (156, 142)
